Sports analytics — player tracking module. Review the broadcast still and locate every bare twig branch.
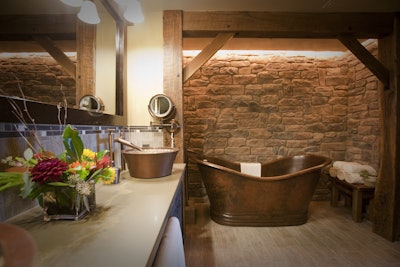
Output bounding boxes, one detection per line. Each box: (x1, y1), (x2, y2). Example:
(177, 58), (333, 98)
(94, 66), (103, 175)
(57, 84), (68, 129)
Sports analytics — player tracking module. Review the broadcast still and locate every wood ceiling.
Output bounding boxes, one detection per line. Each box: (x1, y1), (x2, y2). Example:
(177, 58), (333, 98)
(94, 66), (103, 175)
(1, 0), (399, 52)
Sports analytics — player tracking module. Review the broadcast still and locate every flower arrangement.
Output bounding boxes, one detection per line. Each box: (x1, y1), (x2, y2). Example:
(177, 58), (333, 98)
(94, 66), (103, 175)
(0, 124), (115, 218)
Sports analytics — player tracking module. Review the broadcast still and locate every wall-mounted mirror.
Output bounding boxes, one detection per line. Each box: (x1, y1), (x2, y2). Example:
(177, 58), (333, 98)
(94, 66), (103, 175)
(0, 0), (125, 126)
(79, 95), (104, 113)
(148, 94), (175, 120)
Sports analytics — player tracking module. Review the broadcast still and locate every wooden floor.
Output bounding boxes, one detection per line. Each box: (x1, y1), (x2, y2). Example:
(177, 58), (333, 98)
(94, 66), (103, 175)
(184, 201), (400, 267)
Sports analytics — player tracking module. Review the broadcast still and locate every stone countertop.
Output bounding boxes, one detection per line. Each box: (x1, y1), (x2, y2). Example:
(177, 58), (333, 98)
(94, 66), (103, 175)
(6, 163), (186, 267)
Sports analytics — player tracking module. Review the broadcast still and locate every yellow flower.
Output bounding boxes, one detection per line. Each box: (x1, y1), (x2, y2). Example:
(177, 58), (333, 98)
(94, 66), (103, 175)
(101, 167), (116, 185)
(82, 149), (96, 160)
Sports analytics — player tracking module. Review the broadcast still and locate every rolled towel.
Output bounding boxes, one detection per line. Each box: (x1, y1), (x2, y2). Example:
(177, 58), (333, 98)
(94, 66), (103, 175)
(333, 161), (363, 173)
(336, 168), (345, 180)
(344, 172), (363, 184)
(359, 165), (377, 176)
(333, 161), (377, 177)
(329, 167), (337, 177)
(240, 162), (261, 177)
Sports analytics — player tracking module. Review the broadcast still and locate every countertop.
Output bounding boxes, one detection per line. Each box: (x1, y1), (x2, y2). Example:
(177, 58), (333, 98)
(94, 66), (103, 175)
(5, 163), (186, 267)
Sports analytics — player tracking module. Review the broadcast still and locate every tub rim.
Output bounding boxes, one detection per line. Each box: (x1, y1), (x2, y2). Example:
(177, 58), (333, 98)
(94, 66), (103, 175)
(194, 153), (331, 182)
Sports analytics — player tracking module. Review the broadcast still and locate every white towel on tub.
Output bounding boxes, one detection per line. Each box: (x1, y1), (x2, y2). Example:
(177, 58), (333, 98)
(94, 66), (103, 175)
(240, 162), (261, 177)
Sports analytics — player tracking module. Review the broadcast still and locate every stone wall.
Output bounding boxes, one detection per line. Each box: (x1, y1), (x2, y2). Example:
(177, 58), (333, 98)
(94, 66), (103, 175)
(0, 53), (76, 106)
(345, 40), (380, 166)
(184, 40), (380, 200)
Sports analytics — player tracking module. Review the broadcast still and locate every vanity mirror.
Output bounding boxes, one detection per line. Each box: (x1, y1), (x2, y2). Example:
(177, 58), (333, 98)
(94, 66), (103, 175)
(79, 95), (105, 113)
(148, 94), (176, 121)
(0, 0), (126, 126)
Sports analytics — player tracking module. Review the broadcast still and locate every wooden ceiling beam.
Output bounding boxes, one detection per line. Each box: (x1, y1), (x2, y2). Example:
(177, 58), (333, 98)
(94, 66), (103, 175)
(183, 33), (234, 82)
(338, 34), (390, 89)
(32, 35), (76, 80)
(0, 14), (76, 38)
(183, 12), (394, 39)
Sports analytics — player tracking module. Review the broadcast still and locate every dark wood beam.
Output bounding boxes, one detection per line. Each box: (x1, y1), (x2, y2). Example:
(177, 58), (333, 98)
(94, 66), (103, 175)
(115, 23), (127, 120)
(338, 35), (390, 89)
(183, 33), (234, 82)
(32, 35), (76, 79)
(183, 12), (394, 39)
(0, 14), (76, 39)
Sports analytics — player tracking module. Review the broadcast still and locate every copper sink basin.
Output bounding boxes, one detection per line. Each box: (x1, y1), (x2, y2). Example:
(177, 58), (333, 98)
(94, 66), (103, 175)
(122, 148), (179, 178)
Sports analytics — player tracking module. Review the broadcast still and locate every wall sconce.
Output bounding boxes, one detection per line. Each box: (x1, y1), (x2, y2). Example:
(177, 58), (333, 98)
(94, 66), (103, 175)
(60, 0), (83, 7)
(61, 0), (100, 24)
(77, 1), (101, 24)
(123, 0), (144, 24)
(114, 0), (144, 24)
(60, 0), (144, 25)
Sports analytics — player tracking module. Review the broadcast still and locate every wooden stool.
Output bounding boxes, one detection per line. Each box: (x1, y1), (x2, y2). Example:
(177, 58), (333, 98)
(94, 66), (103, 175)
(329, 176), (375, 222)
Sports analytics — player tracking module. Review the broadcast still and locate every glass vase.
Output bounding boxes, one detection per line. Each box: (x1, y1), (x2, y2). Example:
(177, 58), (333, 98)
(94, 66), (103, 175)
(42, 182), (96, 221)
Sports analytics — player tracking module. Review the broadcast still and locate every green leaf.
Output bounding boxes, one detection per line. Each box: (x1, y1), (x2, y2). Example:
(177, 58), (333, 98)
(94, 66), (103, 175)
(96, 150), (109, 159)
(62, 125), (84, 163)
(83, 195), (90, 212)
(21, 172), (34, 199)
(87, 169), (102, 182)
(23, 148), (34, 161)
(0, 172), (24, 192)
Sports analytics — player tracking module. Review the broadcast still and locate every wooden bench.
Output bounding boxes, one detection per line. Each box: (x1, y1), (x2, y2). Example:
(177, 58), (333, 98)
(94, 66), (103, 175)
(329, 175), (375, 222)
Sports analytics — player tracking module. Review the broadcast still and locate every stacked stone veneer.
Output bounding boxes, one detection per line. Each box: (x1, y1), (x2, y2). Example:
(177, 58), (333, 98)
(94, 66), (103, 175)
(0, 53), (76, 106)
(184, 40), (380, 200)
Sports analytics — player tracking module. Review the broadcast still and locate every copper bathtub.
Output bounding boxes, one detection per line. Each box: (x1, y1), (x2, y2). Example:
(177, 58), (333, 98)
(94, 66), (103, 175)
(193, 153), (331, 226)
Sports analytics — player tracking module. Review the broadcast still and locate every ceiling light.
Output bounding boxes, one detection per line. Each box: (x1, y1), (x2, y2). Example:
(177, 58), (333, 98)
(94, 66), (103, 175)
(123, 0), (144, 24)
(77, 1), (100, 24)
(114, 0), (129, 5)
(60, 0), (84, 7)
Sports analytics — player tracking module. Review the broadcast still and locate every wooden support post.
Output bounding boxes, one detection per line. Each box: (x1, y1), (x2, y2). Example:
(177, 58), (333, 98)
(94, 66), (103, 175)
(373, 14), (400, 242)
(75, 20), (96, 105)
(163, 10), (184, 163)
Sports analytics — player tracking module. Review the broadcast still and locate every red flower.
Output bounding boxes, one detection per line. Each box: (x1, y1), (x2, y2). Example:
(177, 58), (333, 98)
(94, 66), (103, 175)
(30, 158), (68, 185)
(96, 155), (111, 169)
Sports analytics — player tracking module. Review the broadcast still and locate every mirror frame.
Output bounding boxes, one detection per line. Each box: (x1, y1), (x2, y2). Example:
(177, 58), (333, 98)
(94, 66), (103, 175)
(79, 95), (105, 113)
(0, 95), (124, 125)
(148, 94), (175, 120)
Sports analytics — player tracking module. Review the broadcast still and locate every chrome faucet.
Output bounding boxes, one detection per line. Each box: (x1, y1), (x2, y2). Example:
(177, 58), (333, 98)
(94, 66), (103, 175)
(150, 119), (180, 148)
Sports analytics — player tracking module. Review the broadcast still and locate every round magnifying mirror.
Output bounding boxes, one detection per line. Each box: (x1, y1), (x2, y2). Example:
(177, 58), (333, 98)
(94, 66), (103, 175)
(79, 95), (104, 113)
(148, 94), (175, 119)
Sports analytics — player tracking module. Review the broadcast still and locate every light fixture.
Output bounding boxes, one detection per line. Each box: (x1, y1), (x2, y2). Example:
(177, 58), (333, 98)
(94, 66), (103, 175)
(77, 1), (101, 24)
(60, 0), (84, 7)
(123, 0), (144, 24)
(60, 0), (145, 25)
